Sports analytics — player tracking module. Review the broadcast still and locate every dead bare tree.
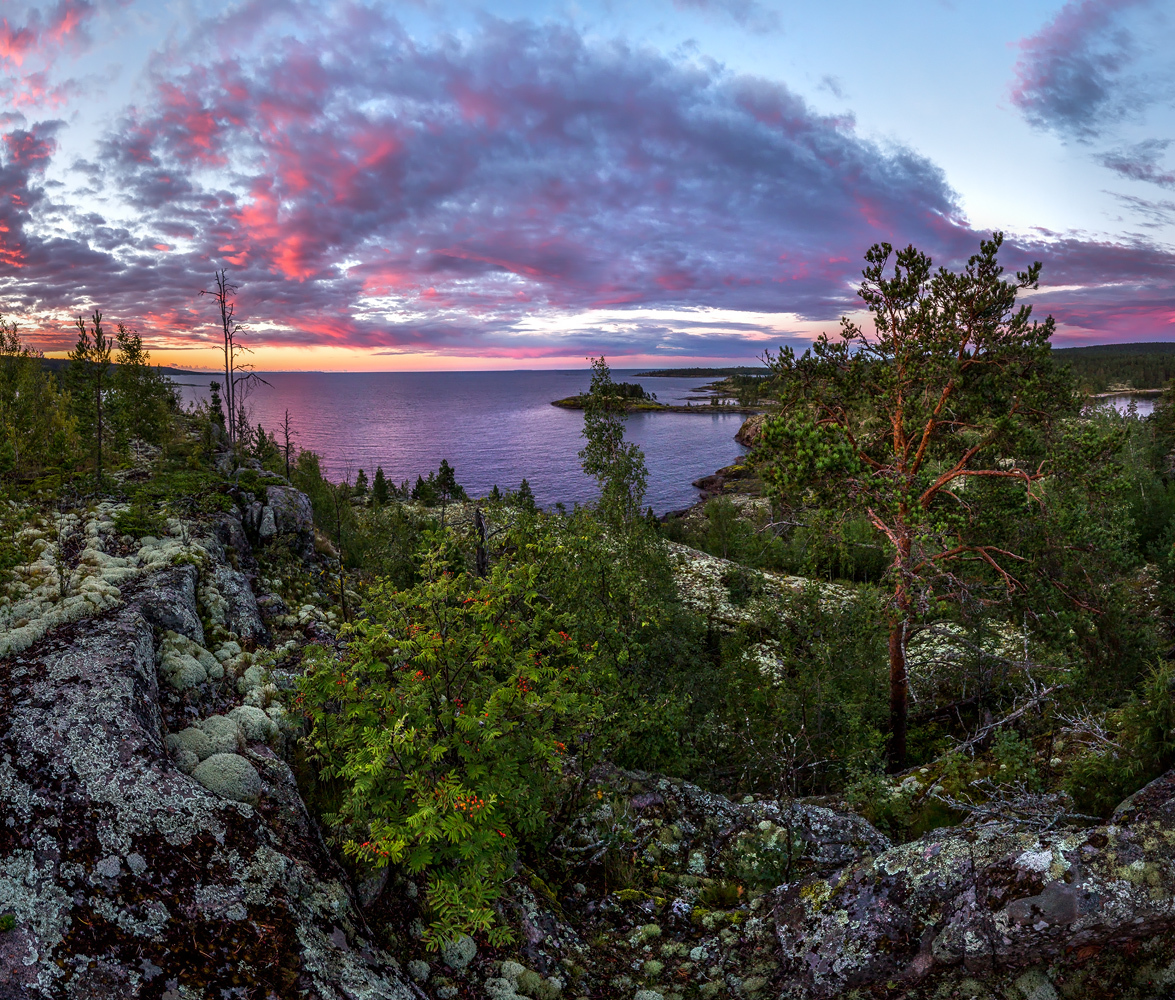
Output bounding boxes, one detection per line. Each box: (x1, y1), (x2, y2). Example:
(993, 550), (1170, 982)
(280, 409), (297, 480)
(201, 270), (267, 449)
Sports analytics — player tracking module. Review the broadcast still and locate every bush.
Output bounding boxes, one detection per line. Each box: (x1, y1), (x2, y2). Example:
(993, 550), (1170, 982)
(113, 504), (167, 538)
(1065, 663), (1175, 816)
(298, 548), (595, 947)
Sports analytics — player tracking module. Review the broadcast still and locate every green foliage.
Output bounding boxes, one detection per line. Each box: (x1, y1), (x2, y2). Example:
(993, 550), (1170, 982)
(991, 729), (1039, 788)
(354, 469), (369, 495)
(579, 357), (649, 524)
(515, 478), (536, 513)
(754, 234), (1082, 768)
(844, 769), (917, 837)
(109, 324), (177, 448)
(1052, 344), (1175, 393)
(298, 549), (595, 947)
(371, 466), (389, 506)
(112, 504), (167, 539)
(1065, 664), (1175, 816)
(67, 310), (114, 481)
(0, 320), (77, 483)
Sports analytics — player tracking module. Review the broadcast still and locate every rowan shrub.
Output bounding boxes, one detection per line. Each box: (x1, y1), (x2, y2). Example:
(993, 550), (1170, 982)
(298, 548), (595, 948)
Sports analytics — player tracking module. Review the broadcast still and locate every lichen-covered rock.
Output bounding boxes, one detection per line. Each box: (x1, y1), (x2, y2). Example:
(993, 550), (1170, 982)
(0, 566), (414, 998)
(266, 485), (315, 557)
(213, 562), (266, 643)
(772, 768), (1175, 998)
(138, 563), (205, 644)
(191, 752), (260, 804)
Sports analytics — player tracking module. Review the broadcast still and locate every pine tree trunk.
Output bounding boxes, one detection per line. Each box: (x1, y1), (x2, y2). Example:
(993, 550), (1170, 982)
(887, 615), (907, 772)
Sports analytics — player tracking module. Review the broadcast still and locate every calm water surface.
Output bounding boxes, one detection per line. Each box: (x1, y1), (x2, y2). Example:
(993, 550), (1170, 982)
(179, 370), (748, 513)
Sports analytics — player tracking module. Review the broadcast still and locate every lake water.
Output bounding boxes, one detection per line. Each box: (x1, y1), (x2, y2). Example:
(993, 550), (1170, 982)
(177, 370), (747, 513)
(1101, 394), (1157, 417)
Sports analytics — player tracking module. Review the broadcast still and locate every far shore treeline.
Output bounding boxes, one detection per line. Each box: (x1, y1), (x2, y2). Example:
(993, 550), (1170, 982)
(641, 342), (1175, 397)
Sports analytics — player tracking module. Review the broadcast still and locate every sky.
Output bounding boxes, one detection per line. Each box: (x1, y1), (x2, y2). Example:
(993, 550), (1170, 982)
(0, 0), (1172, 371)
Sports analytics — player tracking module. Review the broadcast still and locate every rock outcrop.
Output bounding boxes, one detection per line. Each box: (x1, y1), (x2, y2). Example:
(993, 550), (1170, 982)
(772, 770), (1175, 999)
(735, 413), (767, 448)
(0, 538), (415, 997)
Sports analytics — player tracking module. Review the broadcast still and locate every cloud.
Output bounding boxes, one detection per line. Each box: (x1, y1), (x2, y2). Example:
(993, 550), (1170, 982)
(10, 7), (978, 355)
(1009, 0), (1157, 140)
(670, 0), (781, 32)
(1110, 192), (1175, 228)
(0, 3), (1171, 362)
(1102, 139), (1175, 189)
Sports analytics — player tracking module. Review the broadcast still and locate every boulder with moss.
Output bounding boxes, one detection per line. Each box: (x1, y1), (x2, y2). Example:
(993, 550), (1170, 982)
(771, 769), (1175, 999)
(0, 560), (415, 999)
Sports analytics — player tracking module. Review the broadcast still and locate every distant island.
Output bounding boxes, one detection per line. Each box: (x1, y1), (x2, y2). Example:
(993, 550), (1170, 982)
(634, 366), (766, 377)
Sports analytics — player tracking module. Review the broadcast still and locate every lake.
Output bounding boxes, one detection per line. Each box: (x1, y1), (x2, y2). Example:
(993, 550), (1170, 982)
(177, 370), (748, 513)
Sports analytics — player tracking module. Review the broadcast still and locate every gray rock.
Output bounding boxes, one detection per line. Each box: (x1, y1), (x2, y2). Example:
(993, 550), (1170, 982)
(213, 563), (265, 643)
(138, 565), (205, 645)
(258, 505), (277, 540)
(0, 568), (415, 998)
(266, 485), (315, 557)
(442, 932), (477, 970)
(190, 753), (260, 804)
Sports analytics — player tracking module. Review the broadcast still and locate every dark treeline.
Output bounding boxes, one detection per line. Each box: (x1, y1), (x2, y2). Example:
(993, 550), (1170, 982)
(1051, 342), (1175, 393)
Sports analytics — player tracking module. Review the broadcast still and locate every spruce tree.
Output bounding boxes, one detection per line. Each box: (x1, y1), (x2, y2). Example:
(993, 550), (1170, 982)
(516, 478), (537, 513)
(111, 324), (174, 447)
(208, 382), (227, 431)
(354, 469), (369, 495)
(372, 467), (389, 506)
(68, 311), (112, 486)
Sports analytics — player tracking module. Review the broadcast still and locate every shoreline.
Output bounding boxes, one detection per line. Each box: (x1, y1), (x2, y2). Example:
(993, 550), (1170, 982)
(551, 395), (768, 415)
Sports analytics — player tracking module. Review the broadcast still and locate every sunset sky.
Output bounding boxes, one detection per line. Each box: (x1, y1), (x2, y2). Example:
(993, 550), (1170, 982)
(1, 0), (1173, 371)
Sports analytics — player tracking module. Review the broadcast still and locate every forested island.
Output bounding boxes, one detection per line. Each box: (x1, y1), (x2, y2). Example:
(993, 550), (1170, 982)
(8, 239), (1175, 999)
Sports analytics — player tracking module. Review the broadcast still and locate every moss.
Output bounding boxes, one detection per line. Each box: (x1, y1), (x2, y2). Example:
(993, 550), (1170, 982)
(0, 914), (14, 932)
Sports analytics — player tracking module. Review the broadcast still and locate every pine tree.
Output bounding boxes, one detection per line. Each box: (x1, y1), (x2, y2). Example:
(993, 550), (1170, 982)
(372, 466), (389, 506)
(68, 311), (113, 485)
(489, 484), (502, 502)
(354, 468), (369, 495)
(579, 357), (648, 524)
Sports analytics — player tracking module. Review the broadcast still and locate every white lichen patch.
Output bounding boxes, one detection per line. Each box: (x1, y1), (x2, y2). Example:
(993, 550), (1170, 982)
(666, 541), (851, 626)
(0, 502), (212, 657)
(156, 631), (223, 691)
